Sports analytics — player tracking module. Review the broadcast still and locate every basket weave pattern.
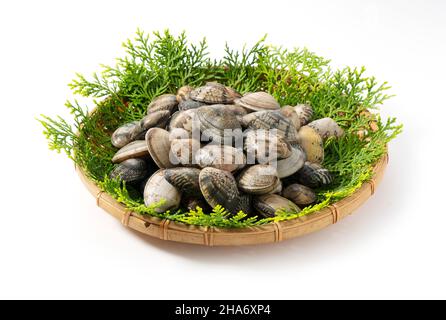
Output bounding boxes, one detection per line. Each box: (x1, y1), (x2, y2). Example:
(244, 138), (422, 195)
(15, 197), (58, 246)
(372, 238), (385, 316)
(76, 152), (388, 246)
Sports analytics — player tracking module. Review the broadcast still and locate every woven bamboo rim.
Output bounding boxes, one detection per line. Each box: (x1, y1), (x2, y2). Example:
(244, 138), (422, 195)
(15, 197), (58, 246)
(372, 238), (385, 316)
(76, 151), (388, 246)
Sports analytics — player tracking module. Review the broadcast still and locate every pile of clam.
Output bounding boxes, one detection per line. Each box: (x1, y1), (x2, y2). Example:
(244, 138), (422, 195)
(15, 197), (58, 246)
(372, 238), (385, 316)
(110, 82), (343, 218)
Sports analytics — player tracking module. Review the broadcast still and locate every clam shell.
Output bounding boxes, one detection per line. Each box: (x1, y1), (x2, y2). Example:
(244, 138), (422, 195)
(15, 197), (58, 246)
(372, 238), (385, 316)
(140, 110), (171, 130)
(111, 140), (149, 163)
(295, 162), (333, 188)
(169, 109), (198, 133)
(225, 86), (242, 100)
(225, 104), (248, 117)
(176, 85), (194, 103)
(241, 110), (299, 143)
(282, 183), (316, 206)
(236, 92), (280, 111)
(196, 105), (241, 143)
(143, 170), (181, 213)
(297, 126), (324, 164)
(199, 167), (243, 215)
(178, 99), (206, 111)
(164, 167), (201, 195)
(111, 121), (143, 148)
(253, 194), (300, 218)
(244, 130), (292, 164)
(196, 145), (246, 172)
(170, 138), (200, 166)
(110, 158), (148, 183)
(237, 165), (280, 195)
(147, 94), (178, 114)
(294, 104), (313, 126)
(276, 146), (306, 178)
(307, 117), (344, 140)
(280, 105), (302, 130)
(145, 128), (175, 168)
(190, 83), (234, 104)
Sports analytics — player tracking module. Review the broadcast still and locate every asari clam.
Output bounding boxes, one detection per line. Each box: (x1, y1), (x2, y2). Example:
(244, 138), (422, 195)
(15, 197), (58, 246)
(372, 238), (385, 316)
(294, 161), (333, 188)
(195, 144), (246, 172)
(176, 85), (194, 103)
(280, 105), (302, 130)
(235, 92), (280, 111)
(143, 169), (182, 213)
(241, 110), (299, 144)
(276, 145), (306, 178)
(293, 104), (313, 126)
(147, 94), (178, 114)
(244, 129), (292, 163)
(199, 167), (250, 215)
(164, 167), (201, 195)
(282, 183), (316, 207)
(169, 109), (198, 134)
(170, 138), (201, 166)
(307, 117), (344, 140)
(196, 105), (241, 143)
(253, 194), (300, 218)
(110, 158), (148, 183)
(178, 99), (206, 111)
(190, 82), (234, 104)
(297, 126), (324, 164)
(145, 128), (175, 168)
(237, 165), (281, 195)
(112, 140), (149, 163)
(111, 121), (143, 148)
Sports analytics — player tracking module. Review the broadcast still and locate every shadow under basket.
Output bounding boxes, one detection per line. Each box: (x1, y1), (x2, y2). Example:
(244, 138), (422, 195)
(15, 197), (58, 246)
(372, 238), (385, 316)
(76, 152), (388, 246)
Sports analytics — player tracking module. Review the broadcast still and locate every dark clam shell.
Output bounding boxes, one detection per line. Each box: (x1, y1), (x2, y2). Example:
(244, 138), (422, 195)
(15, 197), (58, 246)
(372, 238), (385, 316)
(199, 167), (243, 215)
(109, 158), (148, 183)
(147, 94), (178, 114)
(140, 110), (171, 130)
(282, 183), (316, 206)
(111, 140), (149, 163)
(253, 194), (300, 218)
(164, 167), (201, 195)
(294, 162), (333, 188)
(181, 196), (211, 212)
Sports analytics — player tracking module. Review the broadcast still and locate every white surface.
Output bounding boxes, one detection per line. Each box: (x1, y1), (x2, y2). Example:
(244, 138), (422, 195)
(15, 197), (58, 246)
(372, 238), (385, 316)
(1, 0), (445, 300)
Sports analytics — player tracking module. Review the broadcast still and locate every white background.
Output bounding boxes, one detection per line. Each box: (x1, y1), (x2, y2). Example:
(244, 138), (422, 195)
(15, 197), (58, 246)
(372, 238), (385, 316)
(1, 0), (445, 300)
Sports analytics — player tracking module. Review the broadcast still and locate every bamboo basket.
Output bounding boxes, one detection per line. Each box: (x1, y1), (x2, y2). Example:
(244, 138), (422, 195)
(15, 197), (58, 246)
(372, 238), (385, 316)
(76, 151), (388, 246)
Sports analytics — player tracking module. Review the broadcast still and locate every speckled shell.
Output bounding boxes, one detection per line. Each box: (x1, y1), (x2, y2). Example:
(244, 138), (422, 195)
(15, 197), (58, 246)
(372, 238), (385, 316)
(276, 146), (306, 178)
(307, 117), (344, 140)
(297, 126), (324, 164)
(241, 111), (299, 143)
(199, 167), (243, 215)
(140, 110), (171, 130)
(169, 138), (200, 166)
(178, 99), (206, 111)
(195, 145), (246, 172)
(143, 170), (181, 213)
(253, 194), (300, 218)
(190, 83), (234, 104)
(176, 85), (194, 103)
(164, 167), (201, 195)
(282, 183), (316, 206)
(111, 140), (149, 163)
(169, 109), (198, 133)
(196, 105), (241, 142)
(235, 92), (280, 111)
(147, 94), (178, 114)
(110, 158), (148, 183)
(244, 130), (292, 163)
(237, 165), (280, 195)
(295, 162), (333, 188)
(280, 105), (302, 130)
(294, 104), (313, 126)
(111, 121), (143, 148)
(145, 128), (175, 169)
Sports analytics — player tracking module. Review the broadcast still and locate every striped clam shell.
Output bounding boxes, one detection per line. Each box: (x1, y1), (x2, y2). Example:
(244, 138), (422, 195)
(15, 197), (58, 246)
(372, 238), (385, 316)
(295, 162), (333, 188)
(235, 92), (280, 111)
(109, 158), (148, 183)
(111, 140), (149, 163)
(237, 165), (280, 195)
(147, 94), (178, 114)
(164, 167), (201, 195)
(253, 194), (300, 218)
